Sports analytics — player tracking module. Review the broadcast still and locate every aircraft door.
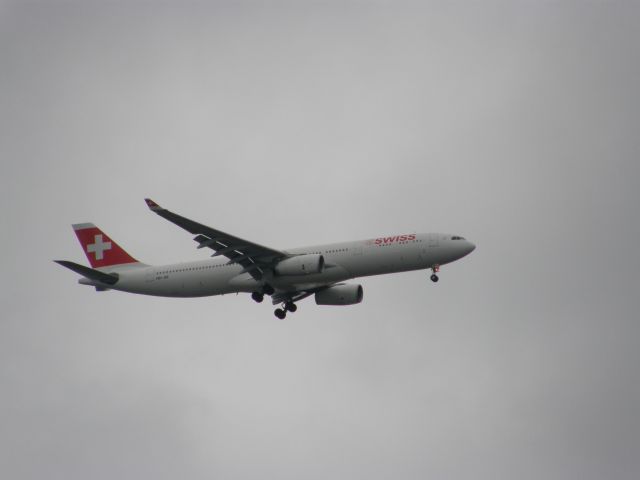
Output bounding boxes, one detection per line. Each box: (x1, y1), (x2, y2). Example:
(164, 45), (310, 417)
(421, 234), (439, 265)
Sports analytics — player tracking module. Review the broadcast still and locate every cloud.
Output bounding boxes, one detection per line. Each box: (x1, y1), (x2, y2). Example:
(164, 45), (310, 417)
(1, 2), (640, 479)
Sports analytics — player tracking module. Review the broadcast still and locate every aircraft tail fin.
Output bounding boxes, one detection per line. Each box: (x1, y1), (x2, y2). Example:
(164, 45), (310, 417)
(72, 223), (140, 268)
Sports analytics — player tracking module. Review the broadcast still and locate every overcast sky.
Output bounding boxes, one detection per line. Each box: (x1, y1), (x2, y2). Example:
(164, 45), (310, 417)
(1, 1), (640, 479)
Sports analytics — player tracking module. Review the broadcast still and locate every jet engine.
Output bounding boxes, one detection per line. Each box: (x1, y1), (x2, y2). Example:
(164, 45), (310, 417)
(315, 284), (364, 306)
(275, 254), (325, 276)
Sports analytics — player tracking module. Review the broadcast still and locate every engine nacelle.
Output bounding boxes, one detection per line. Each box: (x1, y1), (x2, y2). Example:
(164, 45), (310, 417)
(315, 284), (364, 306)
(275, 254), (325, 276)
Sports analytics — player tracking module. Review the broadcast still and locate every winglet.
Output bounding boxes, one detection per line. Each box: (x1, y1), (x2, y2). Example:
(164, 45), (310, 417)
(145, 198), (162, 211)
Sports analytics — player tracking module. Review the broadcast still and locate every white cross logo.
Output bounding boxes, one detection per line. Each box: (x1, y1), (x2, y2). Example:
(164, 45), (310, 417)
(87, 234), (112, 260)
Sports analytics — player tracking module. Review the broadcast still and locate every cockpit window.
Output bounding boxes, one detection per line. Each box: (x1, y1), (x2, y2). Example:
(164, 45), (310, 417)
(451, 236), (465, 240)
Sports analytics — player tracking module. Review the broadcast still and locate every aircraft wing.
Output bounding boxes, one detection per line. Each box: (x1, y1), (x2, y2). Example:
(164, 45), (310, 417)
(271, 288), (318, 305)
(144, 199), (287, 280)
(270, 283), (339, 305)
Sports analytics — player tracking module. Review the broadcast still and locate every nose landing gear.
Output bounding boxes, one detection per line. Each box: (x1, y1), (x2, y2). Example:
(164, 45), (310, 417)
(430, 264), (440, 283)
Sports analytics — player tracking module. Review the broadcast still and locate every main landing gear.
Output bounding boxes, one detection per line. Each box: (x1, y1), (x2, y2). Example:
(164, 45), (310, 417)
(430, 264), (440, 283)
(251, 291), (264, 303)
(251, 284), (296, 319)
(274, 301), (298, 320)
(251, 284), (275, 304)
(285, 301), (297, 313)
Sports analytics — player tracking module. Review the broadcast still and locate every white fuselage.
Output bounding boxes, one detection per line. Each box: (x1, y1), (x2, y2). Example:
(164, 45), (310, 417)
(83, 233), (475, 297)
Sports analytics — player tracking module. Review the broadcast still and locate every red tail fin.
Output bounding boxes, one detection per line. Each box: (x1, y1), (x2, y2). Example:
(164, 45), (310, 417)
(72, 223), (139, 268)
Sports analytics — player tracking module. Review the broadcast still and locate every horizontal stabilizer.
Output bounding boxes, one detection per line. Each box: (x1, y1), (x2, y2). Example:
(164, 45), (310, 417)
(54, 260), (119, 285)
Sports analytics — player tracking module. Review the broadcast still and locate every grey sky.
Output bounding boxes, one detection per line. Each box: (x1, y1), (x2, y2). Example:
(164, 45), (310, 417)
(1, 1), (639, 479)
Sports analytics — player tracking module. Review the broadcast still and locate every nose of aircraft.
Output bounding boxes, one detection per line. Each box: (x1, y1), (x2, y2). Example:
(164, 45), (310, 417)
(448, 236), (476, 260)
(466, 240), (476, 254)
(456, 239), (475, 258)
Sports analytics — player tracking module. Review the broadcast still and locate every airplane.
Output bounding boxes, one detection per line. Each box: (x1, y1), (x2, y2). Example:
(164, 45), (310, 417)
(55, 199), (476, 319)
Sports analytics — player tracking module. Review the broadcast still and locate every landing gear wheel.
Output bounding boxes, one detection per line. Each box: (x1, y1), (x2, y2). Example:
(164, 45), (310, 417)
(274, 308), (286, 320)
(251, 292), (264, 303)
(430, 264), (440, 283)
(284, 302), (298, 313)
